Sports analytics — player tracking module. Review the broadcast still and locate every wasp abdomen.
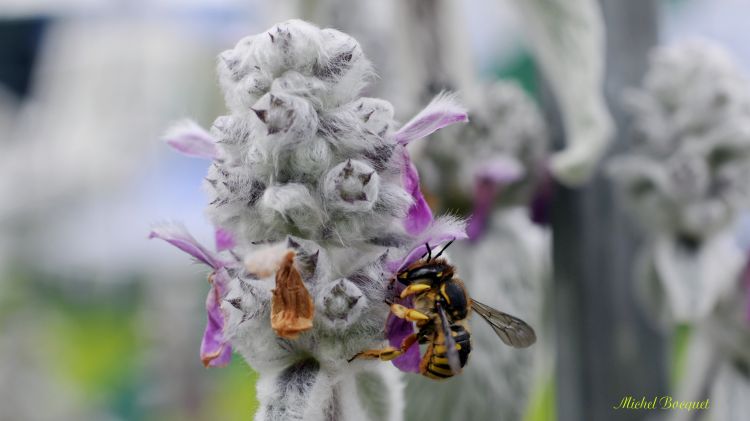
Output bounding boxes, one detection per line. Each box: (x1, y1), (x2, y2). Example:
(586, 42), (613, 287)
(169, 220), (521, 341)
(422, 324), (472, 379)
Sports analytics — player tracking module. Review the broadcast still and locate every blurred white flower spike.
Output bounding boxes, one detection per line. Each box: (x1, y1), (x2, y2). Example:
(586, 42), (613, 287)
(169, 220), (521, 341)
(151, 20), (468, 421)
(609, 39), (750, 324)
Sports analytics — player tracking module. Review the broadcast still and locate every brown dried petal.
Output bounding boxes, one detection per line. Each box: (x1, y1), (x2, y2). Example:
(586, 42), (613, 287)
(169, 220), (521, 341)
(271, 251), (314, 338)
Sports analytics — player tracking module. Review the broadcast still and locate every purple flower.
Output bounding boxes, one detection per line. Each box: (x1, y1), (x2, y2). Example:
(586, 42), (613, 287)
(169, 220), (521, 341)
(389, 216), (469, 274)
(401, 149), (433, 235)
(215, 227), (236, 252)
(201, 267), (233, 367)
(466, 156), (524, 240)
(162, 119), (218, 160)
(393, 94), (468, 147)
(149, 223), (233, 367)
(386, 295), (421, 373)
(529, 162), (555, 226)
(392, 93), (468, 236)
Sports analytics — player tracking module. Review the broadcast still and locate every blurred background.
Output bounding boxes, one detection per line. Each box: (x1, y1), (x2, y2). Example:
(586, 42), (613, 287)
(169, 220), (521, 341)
(1, 1), (750, 420)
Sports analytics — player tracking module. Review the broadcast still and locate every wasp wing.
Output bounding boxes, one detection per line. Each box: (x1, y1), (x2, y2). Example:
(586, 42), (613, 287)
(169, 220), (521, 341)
(471, 300), (536, 348)
(436, 302), (462, 374)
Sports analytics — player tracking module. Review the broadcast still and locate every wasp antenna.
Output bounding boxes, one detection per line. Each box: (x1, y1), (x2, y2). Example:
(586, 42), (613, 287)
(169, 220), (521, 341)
(433, 238), (455, 260)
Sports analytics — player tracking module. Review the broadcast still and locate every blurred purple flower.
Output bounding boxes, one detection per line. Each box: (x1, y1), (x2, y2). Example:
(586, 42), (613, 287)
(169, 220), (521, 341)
(163, 119), (218, 159)
(467, 156), (524, 241)
(149, 223), (233, 367)
(529, 163), (555, 226)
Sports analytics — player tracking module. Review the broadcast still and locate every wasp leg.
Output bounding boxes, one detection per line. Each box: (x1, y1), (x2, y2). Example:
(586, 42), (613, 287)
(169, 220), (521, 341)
(390, 303), (429, 321)
(348, 334), (418, 362)
(399, 283), (431, 299)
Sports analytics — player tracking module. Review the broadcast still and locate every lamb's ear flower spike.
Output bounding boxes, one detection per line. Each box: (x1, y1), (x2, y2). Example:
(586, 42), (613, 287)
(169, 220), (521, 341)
(162, 119), (218, 159)
(609, 39), (750, 324)
(153, 20), (468, 421)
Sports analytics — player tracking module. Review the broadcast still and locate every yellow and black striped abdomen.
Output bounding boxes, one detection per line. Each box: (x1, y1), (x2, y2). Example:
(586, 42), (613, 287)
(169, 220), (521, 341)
(421, 322), (472, 379)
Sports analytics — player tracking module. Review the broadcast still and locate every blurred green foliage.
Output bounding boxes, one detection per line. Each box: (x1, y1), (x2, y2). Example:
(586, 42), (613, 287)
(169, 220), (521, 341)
(525, 372), (556, 421)
(0, 269), (259, 420)
(491, 50), (540, 101)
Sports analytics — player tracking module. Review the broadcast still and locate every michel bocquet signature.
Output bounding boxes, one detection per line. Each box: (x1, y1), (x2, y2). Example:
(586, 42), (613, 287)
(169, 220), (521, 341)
(613, 396), (710, 411)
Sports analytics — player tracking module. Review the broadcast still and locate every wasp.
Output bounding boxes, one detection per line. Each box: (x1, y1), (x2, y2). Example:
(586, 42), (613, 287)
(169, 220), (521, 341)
(350, 241), (536, 379)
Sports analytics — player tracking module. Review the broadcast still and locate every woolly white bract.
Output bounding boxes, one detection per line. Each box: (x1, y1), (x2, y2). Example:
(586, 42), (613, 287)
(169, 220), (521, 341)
(512, 0), (612, 186)
(154, 19), (468, 421)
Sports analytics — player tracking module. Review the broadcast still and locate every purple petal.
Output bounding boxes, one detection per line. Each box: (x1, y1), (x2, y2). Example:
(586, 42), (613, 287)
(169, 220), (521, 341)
(391, 216), (468, 273)
(200, 268), (232, 367)
(215, 227), (236, 252)
(149, 222), (222, 269)
(474, 156), (525, 185)
(163, 119), (218, 159)
(529, 163), (554, 226)
(467, 178), (501, 241)
(393, 93), (468, 145)
(467, 156), (525, 240)
(402, 149), (433, 235)
(386, 296), (421, 373)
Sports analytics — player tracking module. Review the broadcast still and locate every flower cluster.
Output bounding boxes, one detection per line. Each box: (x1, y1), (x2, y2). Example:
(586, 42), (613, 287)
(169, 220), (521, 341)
(610, 40), (750, 241)
(152, 20), (468, 420)
(416, 81), (548, 237)
(608, 40), (750, 324)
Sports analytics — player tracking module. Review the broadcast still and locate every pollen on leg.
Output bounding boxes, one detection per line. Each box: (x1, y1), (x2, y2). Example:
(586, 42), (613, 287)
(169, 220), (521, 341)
(390, 303), (429, 321)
